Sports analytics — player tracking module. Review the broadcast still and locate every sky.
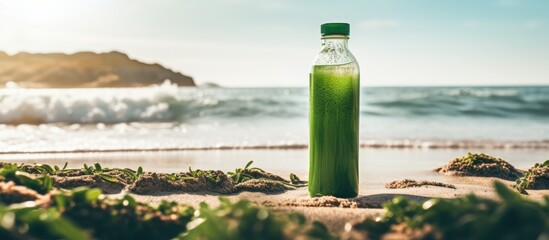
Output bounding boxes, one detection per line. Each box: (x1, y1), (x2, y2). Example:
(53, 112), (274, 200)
(0, 0), (548, 87)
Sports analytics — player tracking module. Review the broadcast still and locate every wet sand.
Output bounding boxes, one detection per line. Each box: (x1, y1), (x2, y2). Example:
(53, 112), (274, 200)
(2, 148), (548, 233)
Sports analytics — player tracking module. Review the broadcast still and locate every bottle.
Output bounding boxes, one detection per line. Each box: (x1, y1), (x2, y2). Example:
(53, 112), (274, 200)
(309, 23), (359, 198)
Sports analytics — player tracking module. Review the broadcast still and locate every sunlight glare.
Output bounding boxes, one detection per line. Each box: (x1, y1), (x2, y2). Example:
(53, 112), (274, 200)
(5, 0), (73, 26)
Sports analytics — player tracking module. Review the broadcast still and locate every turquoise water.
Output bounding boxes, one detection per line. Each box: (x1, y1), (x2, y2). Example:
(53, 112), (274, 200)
(0, 84), (548, 153)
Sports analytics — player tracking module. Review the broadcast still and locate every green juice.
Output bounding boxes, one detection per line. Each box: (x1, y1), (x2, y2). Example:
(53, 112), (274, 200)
(309, 61), (360, 198)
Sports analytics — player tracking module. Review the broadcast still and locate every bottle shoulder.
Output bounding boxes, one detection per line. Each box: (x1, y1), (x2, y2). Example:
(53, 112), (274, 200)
(312, 46), (357, 66)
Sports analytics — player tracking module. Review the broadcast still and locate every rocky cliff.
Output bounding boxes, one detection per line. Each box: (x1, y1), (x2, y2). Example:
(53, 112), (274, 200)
(0, 51), (195, 88)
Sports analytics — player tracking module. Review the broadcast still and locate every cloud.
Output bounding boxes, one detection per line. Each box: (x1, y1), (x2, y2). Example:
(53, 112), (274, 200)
(359, 19), (400, 30)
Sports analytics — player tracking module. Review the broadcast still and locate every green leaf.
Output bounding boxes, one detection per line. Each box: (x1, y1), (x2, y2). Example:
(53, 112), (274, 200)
(99, 174), (118, 183)
(14, 171), (49, 194)
(244, 161), (253, 170)
(495, 181), (522, 202)
(85, 188), (102, 203)
(94, 162), (102, 172)
(165, 174), (177, 182)
(234, 173), (241, 183)
(53, 194), (68, 211)
(240, 173), (253, 179)
(205, 176), (218, 185)
(19, 208), (92, 240)
(83, 163), (93, 174)
(121, 195), (137, 207)
(42, 174), (53, 192)
(35, 164), (55, 175)
(46, 216), (92, 240)
(72, 187), (95, 204)
(119, 168), (135, 175)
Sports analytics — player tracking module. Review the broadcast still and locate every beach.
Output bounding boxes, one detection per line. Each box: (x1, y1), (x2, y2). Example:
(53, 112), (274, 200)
(3, 148), (548, 234)
(3, 1), (549, 237)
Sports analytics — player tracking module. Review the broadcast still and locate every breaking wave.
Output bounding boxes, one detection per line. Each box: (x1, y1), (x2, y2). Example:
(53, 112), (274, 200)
(1, 84), (548, 124)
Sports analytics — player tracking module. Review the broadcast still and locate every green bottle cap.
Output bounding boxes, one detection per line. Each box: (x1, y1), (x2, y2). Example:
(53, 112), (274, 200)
(321, 23), (350, 36)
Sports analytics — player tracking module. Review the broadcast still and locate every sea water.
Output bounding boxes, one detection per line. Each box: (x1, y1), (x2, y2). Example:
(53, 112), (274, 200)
(0, 82), (548, 153)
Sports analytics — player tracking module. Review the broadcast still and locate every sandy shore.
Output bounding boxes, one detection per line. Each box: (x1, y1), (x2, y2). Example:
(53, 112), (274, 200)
(2, 148), (548, 233)
(124, 177), (546, 233)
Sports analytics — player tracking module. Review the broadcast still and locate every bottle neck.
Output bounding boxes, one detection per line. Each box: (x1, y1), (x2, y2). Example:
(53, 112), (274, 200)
(313, 34), (356, 66)
(321, 35), (349, 50)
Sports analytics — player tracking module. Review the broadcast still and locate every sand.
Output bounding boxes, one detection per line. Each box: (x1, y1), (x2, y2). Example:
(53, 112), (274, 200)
(385, 179), (456, 189)
(2, 148), (548, 233)
(435, 152), (522, 180)
(123, 177), (547, 234)
(0, 181), (45, 204)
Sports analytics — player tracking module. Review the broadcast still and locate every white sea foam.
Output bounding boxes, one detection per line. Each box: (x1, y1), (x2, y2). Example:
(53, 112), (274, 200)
(0, 80), (180, 124)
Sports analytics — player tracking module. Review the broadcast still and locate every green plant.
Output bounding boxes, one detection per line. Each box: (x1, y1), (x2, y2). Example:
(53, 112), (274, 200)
(19, 162), (69, 175)
(51, 187), (195, 240)
(227, 161), (308, 188)
(459, 152), (504, 166)
(0, 203), (91, 240)
(188, 167), (223, 185)
(79, 163), (143, 184)
(351, 182), (549, 240)
(165, 173), (195, 182)
(0, 178), (329, 240)
(0, 165), (53, 194)
(11, 162), (145, 185)
(514, 160), (549, 194)
(178, 197), (334, 240)
(227, 161), (256, 183)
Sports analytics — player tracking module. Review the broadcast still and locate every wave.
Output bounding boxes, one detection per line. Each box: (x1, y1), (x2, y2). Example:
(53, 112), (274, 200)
(364, 87), (549, 118)
(0, 80), (181, 124)
(0, 84), (548, 124)
(1, 139), (548, 154)
(0, 81), (308, 124)
(360, 139), (549, 149)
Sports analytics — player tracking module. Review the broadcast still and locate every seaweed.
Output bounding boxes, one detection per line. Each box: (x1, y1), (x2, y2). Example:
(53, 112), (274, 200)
(0, 202), (91, 240)
(385, 179), (456, 189)
(1, 184), (332, 240)
(15, 162), (144, 184)
(54, 188), (195, 240)
(188, 167), (225, 185)
(228, 161), (308, 188)
(2, 161), (549, 239)
(514, 160), (549, 194)
(130, 161), (306, 194)
(347, 182), (549, 240)
(0, 164), (53, 194)
(7, 162), (145, 193)
(2, 161), (306, 195)
(227, 160), (256, 183)
(435, 152), (522, 180)
(177, 197), (334, 240)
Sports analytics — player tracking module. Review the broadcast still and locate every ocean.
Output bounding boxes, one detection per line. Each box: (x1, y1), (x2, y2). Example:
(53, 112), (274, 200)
(1, 81), (548, 153)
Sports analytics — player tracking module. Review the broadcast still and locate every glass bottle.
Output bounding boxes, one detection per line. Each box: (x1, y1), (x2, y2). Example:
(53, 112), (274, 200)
(309, 23), (360, 198)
